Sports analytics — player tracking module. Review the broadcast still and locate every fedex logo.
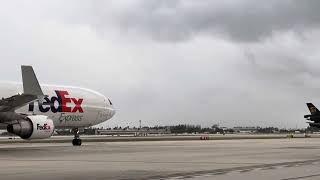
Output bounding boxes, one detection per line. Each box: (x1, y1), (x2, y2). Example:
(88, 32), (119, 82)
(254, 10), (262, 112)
(37, 123), (51, 130)
(29, 90), (84, 113)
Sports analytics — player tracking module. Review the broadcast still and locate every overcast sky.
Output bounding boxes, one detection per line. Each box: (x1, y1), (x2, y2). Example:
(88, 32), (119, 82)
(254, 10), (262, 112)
(1, 0), (320, 128)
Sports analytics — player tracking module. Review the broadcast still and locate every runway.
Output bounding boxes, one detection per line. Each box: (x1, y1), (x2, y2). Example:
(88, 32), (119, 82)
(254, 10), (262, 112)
(0, 134), (315, 144)
(1, 138), (320, 180)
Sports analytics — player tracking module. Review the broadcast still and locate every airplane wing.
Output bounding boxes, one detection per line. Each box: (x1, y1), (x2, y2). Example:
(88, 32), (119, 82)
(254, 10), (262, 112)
(0, 66), (44, 112)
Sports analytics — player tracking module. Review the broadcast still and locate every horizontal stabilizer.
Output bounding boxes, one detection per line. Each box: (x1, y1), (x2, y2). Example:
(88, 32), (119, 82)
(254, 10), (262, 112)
(21, 66), (44, 96)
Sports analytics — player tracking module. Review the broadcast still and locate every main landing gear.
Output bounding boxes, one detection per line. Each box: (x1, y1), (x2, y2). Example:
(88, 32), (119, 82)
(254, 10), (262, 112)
(72, 128), (82, 146)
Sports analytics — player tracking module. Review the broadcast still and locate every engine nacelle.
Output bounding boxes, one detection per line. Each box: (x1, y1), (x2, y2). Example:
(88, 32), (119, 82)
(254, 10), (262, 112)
(7, 115), (54, 139)
(309, 122), (320, 129)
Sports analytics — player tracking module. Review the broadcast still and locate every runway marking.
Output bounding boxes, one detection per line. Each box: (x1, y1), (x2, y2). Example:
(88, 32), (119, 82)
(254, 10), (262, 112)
(149, 159), (320, 180)
(0, 158), (262, 165)
(281, 173), (320, 180)
(238, 168), (254, 173)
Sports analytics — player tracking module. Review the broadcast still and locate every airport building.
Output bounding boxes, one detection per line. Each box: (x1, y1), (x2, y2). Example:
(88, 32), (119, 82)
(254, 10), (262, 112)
(233, 126), (260, 133)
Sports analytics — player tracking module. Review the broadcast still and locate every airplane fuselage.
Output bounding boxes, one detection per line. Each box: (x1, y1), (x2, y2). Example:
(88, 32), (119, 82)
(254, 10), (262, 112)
(0, 82), (115, 128)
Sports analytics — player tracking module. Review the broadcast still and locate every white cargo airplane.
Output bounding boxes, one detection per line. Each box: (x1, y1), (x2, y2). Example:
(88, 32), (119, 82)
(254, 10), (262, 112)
(0, 66), (115, 146)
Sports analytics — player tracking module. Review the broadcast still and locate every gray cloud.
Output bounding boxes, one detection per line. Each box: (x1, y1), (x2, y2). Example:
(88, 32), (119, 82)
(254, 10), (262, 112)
(62, 0), (320, 42)
(0, 1), (320, 129)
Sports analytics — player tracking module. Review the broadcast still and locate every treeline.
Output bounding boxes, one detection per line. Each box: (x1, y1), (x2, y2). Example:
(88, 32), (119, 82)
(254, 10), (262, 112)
(169, 125), (310, 134)
(256, 127), (279, 134)
(169, 124), (229, 134)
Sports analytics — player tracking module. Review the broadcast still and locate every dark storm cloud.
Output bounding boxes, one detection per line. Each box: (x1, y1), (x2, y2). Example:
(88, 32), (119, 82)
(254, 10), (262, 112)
(1, 0), (320, 129)
(74, 0), (320, 42)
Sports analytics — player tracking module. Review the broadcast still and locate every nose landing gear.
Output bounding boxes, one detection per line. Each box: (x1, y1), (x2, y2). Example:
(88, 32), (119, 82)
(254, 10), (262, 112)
(72, 128), (82, 146)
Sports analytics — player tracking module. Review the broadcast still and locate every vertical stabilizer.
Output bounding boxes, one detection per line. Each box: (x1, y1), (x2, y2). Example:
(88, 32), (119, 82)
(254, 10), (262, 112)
(21, 66), (44, 96)
(307, 103), (319, 115)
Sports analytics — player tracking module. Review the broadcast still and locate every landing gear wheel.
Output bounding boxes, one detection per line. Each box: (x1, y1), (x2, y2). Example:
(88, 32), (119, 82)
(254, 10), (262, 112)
(72, 138), (82, 146)
(72, 128), (82, 146)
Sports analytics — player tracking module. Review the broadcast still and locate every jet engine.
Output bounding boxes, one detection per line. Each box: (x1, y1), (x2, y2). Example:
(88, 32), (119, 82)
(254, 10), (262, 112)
(7, 115), (54, 139)
(308, 122), (320, 129)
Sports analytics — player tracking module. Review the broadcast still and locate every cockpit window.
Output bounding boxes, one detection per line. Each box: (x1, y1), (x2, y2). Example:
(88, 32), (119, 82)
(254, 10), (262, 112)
(108, 99), (113, 105)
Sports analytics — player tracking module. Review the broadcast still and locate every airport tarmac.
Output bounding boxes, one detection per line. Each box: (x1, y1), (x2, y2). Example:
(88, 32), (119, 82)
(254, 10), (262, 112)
(0, 134), (316, 144)
(1, 138), (320, 180)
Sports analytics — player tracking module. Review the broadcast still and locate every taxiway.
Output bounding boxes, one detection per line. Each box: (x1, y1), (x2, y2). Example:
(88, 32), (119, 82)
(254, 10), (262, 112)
(1, 138), (320, 180)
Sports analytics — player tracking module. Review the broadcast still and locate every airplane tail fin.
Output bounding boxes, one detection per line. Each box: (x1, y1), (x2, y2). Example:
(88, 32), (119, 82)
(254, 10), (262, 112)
(307, 103), (320, 115)
(21, 65), (44, 96)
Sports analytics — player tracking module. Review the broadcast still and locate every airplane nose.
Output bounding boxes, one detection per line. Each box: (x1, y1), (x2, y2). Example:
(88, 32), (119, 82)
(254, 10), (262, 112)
(108, 106), (116, 117)
(107, 98), (115, 115)
(107, 98), (113, 106)
(103, 96), (116, 119)
(110, 108), (116, 117)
